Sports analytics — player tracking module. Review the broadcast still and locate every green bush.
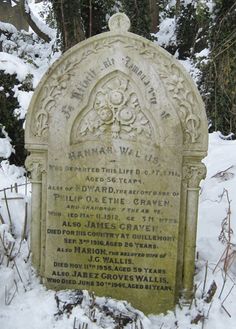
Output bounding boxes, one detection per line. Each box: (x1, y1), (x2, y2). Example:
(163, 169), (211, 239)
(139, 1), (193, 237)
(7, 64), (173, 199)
(0, 71), (26, 165)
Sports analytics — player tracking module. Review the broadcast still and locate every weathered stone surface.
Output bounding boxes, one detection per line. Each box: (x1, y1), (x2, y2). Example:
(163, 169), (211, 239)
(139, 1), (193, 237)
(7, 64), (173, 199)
(25, 13), (208, 314)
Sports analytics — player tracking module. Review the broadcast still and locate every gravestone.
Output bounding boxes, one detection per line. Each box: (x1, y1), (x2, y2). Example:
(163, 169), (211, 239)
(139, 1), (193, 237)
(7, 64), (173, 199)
(25, 13), (208, 314)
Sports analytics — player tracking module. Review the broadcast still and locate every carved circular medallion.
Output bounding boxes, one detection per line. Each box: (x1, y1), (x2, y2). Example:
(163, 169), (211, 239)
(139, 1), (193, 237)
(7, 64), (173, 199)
(108, 13), (131, 33)
(118, 107), (136, 124)
(97, 107), (114, 123)
(109, 90), (124, 105)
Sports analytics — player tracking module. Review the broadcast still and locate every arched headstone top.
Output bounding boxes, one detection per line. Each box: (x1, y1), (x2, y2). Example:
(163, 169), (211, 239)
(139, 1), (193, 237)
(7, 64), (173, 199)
(25, 13), (208, 156)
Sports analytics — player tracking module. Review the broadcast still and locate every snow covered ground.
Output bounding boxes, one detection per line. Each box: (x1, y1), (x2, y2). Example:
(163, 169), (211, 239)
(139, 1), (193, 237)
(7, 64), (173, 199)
(0, 132), (236, 329)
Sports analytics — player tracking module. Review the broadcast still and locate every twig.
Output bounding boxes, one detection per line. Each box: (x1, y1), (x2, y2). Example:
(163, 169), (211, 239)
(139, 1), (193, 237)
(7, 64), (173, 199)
(204, 281), (217, 303)
(202, 261), (208, 298)
(25, 243), (31, 263)
(5, 284), (17, 305)
(189, 283), (198, 309)
(1, 197), (25, 200)
(7, 241), (15, 267)
(221, 283), (235, 305)
(25, 174), (28, 196)
(0, 182), (31, 193)
(201, 315), (205, 329)
(13, 259), (26, 292)
(206, 300), (214, 318)
(21, 202), (28, 241)
(222, 190), (232, 273)
(211, 165), (233, 178)
(73, 317), (77, 329)
(221, 304), (231, 318)
(14, 279), (18, 293)
(214, 189), (236, 276)
(0, 230), (15, 266)
(219, 267), (227, 299)
(0, 211), (5, 224)
(3, 189), (13, 232)
(213, 249), (226, 273)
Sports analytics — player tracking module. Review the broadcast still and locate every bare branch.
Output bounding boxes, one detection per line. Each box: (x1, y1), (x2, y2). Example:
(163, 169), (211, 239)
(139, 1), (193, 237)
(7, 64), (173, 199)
(19, 0), (52, 42)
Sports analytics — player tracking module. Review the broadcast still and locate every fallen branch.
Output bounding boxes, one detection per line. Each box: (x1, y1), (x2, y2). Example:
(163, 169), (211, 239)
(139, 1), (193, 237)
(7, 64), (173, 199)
(211, 165), (233, 179)
(204, 281), (217, 303)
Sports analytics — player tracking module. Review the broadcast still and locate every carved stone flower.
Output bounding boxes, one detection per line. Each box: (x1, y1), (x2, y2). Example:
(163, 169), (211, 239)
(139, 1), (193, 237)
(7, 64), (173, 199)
(167, 75), (185, 95)
(97, 107), (114, 123)
(94, 92), (114, 124)
(118, 107), (136, 125)
(109, 90), (124, 106)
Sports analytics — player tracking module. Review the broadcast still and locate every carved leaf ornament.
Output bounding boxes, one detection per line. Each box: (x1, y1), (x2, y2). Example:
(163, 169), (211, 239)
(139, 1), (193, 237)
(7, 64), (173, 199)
(124, 40), (201, 145)
(32, 41), (115, 138)
(183, 164), (207, 188)
(153, 61), (201, 144)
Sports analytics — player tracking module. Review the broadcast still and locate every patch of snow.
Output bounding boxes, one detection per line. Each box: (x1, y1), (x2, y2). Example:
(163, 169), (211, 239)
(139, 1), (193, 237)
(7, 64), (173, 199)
(205, 0), (215, 13)
(0, 160), (25, 190)
(156, 18), (176, 47)
(0, 126), (14, 159)
(184, 0), (195, 5)
(196, 48), (210, 58)
(0, 22), (17, 34)
(179, 58), (201, 84)
(13, 87), (34, 120)
(0, 52), (34, 82)
(10, 0), (17, 7)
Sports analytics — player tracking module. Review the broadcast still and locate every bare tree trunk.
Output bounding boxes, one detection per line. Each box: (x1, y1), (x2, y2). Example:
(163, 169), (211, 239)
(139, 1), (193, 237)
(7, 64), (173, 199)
(51, 0), (85, 52)
(19, 0), (51, 42)
(176, 0), (181, 17)
(89, 0), (92, 37)
(149, 0), (159, 33)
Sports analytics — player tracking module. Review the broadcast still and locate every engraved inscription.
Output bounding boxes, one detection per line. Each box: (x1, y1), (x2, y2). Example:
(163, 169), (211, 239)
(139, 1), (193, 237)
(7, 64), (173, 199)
(45, 142), (182, 303)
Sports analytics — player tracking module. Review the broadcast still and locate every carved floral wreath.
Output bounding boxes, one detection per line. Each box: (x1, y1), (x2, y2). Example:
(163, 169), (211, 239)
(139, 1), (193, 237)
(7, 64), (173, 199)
(77, 77), (152, 140)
